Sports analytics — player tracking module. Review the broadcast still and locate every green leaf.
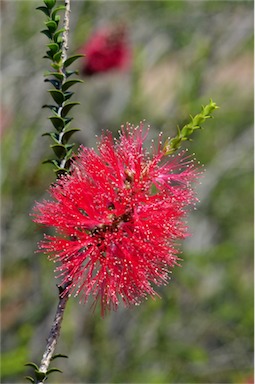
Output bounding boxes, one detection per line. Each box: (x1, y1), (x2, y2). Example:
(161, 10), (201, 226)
(24, 376), (35, 383)
(45, 20), (58, 33)
(62, 79), (84, 92)
(52, 6), (66, 20)
(24, 363), (39, 370)
(51, 144), (67, 158)
(41, 29), (52, 39)
(43, 0), (56, 9)
(53, 50), (62, 62)
(61, 102), (80, 118)
(42, 104), (58, 113)
(62, 128), (80, 144)
(65, 146), (74, 160)
(45, 50), (54, 60)
(65, 143), (75, 151)
(63, 116), (73, 125)
(53, 28), (65, 44)
(42, 159), (60, 167)
(63, 159), (72, 170)
(55, 167), (69, 176)
(49, 116), (65, 130)
(51, 62), (61, 71)
(44, 71), (65, 81)
(36, 6), (50, 16)
(48, 89), (65, 105)
(54, 15), (61, 23)
(44, 78), (61, 89)
(42, 132), (59, 143)
(47, 43), (59, 54)
(63, 54), (84, 68)
(34, 370), (47, 381)
(56, 36), (63, 44)
(46, 367), (63, 375)
(204, 99), (219, 114)
(66, 69), (79, 78)
(64, 91), (74, 101)
(51, 353), (68, 361)
(181, 126), (194, 137)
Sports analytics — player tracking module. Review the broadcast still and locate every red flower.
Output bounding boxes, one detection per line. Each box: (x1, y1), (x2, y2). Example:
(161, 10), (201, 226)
(33, 123), (200, 315)
(80, 24), (131, 76)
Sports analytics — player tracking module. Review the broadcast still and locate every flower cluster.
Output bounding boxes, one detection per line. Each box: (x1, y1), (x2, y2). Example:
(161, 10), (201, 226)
(80, 24), (131, 76)
(33, 123), (200, 315)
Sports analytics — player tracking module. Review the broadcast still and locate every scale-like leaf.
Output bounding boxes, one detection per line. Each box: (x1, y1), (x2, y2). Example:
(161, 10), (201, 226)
(42, 132), (59, 145)
(36, 6), (50, 16)
(64, 117), (73, 125)
(42, 104), (58, 113)
(44, 71), (65, 81)
(51, 62), (61, 71)
(41, 29), (52, 39)
(51, 144), (67, 158)
(61, 102), (80, 118)
(48, 89), (65, 105)
(43, 0), (56, 9)
(62, 128), (80, 144)
(55, 167), (69, 176)
(24, 363), (39, 370)
(49, 116), (65, 130)
(45, 50), (54, 59)
(66, 143), (75, 151)
(34, 370), (47, 382)
(44, 78), (61, 89)
(53, 28), (65, 44)
(63, 54), (84, 68)
(62, 79), (84, 92)
(43, 159), (60, 167)
(66, 69), (79, 78)
(54, 15), (60, 23)
(47, 368), (63, 375)
(65, 147), (74, 160)
(51, 353), (68, 361)
(47, 43), (59, 54)
(53, 50), (62, 62)
(52, 6), (66, 20)
(64, 91), (74, 101)
(24, 376), (35, 383)
(45, 20), (58, 33)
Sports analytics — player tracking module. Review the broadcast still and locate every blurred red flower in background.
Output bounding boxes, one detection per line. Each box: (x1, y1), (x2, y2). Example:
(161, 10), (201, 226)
(242, 375), (254, 384)
(33, 124), (200, 315)
(80, 24), (131, 76)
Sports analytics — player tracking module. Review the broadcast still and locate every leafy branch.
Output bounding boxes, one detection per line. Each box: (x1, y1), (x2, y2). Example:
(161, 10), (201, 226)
(163, 99), (219, 155)
(25, 0), (81, 381)
(37, 0), (84, 176)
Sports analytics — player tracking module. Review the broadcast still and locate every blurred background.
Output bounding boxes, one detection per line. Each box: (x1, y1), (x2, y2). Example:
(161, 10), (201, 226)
(1, 1), (253, 383)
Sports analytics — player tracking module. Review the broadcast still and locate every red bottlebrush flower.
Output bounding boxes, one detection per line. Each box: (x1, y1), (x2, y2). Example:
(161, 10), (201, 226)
(80, 24), (131, 76)
(33, 123), (200, 315)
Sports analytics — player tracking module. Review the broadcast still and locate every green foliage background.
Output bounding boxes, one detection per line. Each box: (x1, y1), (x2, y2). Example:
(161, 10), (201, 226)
(1, 1), (253, 383)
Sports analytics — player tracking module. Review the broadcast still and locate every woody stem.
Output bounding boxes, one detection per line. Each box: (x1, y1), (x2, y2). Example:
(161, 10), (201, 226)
(61, 0), (71, 63)
(36, 286), (69, 383)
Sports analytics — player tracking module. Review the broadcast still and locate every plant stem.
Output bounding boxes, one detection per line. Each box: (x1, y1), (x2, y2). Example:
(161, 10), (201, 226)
(37, 3), (71, 382)
(37, 286), (69, 383)
(61, 0), (71, 63)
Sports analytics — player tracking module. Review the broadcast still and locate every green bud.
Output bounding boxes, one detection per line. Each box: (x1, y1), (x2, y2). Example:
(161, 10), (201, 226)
(181, 126), (194, 138)
(43, 0), (56, 9)
(164, 99), (218, 155)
